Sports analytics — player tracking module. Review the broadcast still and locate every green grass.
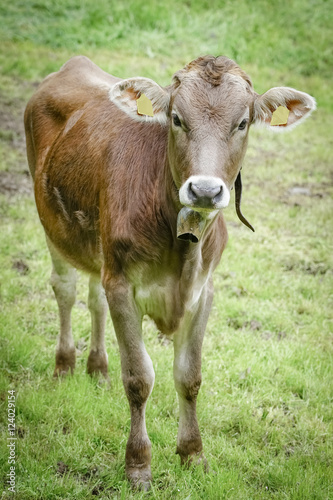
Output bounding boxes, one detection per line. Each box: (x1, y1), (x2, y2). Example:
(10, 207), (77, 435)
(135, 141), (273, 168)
(0, 0), (332, 108)
(0, 0), (332, 498)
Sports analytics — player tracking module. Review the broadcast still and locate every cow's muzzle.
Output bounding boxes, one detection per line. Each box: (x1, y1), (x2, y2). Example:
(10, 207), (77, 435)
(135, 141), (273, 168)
(177, 176), (229, 243)
(179, 175), (230, 211)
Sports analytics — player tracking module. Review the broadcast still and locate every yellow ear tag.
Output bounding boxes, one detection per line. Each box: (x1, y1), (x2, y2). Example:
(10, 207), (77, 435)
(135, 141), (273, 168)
(270, 106), (289, 126)
(136, 93), (154, 117)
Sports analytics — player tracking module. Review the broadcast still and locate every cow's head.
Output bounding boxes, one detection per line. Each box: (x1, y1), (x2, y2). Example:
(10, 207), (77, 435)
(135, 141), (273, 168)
(110, 56), (315, 238)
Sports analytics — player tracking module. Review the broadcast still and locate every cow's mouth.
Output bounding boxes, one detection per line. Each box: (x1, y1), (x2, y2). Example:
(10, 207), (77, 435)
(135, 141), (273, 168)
(176, 207), (206, 243)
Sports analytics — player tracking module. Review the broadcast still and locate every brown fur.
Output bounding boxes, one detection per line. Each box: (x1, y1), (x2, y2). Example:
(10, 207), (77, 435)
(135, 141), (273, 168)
(177, 55), (253, 88)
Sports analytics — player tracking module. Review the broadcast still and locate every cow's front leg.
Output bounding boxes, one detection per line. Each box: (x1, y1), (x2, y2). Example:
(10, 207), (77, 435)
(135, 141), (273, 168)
(173, 281), (213, 468)
(103, 271), (155, 489)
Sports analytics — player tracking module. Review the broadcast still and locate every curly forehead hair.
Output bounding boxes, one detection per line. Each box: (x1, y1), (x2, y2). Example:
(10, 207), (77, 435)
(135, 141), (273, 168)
(174, 55), (253, 88)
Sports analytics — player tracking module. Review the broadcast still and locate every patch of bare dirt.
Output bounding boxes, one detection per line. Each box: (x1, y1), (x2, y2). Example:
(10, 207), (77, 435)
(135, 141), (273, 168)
(0, 85), (34, 196)
(282, 182), (332, 206)
(0, 94), (26, 151)
(56, 461), (69, 476)
(0, 90), (27, 154)
(12, 258), (30, 275)
(0, 170), (32, 195)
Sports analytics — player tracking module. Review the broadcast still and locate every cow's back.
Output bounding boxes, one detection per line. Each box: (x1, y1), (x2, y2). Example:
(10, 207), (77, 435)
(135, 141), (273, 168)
(24, 56), (120, 179)
(23, 57), (122, 272)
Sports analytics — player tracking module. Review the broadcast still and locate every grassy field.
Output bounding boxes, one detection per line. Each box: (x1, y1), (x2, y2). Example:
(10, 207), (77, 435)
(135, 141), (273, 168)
(0, 0), (332, 498)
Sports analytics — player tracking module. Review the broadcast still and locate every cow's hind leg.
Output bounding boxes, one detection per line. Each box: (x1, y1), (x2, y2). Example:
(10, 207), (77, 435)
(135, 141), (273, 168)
(173, 282), (213, 469)
(47, 238), (77, 377)
(87, 274), (109, 380)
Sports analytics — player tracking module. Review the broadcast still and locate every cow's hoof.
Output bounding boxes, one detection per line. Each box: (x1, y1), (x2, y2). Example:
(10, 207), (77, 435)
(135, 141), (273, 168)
(126, 466), (152, 491)
(178, 450), (209, 472)
(87, 350), (109, 383)
(53, 348), (76, 377)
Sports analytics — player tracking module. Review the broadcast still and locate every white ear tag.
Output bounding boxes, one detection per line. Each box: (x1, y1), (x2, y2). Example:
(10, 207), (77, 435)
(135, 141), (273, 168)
(136, 94), (154, 117)
(270, 106), (289, 126)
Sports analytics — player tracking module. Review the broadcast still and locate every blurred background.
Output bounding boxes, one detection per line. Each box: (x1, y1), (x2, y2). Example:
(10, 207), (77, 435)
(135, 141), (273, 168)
(1, 0), (332, 95)
(0, 1), (332, 499)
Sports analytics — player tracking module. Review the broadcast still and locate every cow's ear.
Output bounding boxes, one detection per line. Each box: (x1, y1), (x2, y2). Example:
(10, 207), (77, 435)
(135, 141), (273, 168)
(109, 77), (170, 125)
(253, 87), (316, 131)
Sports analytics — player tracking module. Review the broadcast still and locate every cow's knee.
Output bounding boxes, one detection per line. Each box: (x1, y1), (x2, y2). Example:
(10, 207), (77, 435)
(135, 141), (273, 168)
(174, 366), (202, 402)
(124, 368), (154, 408)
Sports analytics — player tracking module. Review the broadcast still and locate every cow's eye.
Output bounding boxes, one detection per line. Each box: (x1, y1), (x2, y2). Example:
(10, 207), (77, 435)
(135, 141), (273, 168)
(172, 113), (182, 127)
(238, 119), (248, 131)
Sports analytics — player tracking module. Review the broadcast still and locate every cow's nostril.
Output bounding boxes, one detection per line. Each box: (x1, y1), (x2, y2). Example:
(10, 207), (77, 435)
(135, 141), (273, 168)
(213, 186), (223, 203)
(188, 182), (197, 202)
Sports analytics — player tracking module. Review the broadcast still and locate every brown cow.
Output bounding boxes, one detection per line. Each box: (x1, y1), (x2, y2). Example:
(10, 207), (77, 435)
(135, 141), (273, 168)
(24, 55), (315, 488)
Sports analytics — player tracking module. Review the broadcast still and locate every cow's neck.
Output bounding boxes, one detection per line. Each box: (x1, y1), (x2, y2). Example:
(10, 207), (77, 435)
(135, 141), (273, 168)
(161, 150), (223, 275)
(162, 144), (219, 247)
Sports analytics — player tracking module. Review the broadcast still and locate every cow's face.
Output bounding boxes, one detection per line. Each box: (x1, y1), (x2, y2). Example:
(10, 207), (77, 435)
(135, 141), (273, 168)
(110, 56), (315, 218)
(168, 62), (254, 213)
